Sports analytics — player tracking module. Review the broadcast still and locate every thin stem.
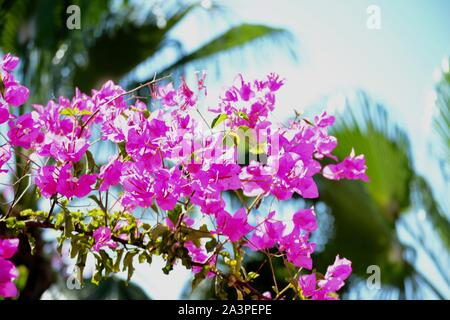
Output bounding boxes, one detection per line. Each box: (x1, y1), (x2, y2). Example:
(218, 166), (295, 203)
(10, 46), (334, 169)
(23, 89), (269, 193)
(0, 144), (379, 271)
(275, 283), (293, 300)
(266, 251), (279, 294)
(248, 194), (263, 213)
(233, 190), (248, 211)
(46, 196), (58, 222)
(78, 75), (171, 138)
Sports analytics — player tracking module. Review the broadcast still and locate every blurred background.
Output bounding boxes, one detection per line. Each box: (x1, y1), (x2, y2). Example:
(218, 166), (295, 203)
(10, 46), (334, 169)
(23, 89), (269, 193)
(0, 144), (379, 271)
(0, 0), (449, 300)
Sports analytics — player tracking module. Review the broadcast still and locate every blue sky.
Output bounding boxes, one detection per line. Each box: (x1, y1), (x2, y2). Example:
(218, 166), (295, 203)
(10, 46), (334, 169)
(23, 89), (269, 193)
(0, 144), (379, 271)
(123, 0), (450, 299)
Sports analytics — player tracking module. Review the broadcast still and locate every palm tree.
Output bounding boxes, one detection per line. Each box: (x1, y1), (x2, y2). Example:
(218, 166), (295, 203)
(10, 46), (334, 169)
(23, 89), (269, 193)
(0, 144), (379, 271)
(316, 91), (450, 299)
(0, 0), (295, 299)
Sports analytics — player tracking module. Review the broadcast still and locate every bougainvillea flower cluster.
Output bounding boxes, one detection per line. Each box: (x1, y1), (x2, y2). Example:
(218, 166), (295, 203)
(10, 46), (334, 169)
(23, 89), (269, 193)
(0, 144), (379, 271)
(0, 238), (19, 298)
(0, 53), (368, 300)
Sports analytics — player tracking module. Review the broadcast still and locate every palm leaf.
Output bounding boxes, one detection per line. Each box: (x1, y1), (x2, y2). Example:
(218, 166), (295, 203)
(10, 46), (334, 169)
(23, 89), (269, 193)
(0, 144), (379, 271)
(316, 91), (450, 298)
(73, 3), (200, 90)
(156, 23), (296, 77)
(316, 92), (415, 287)
(433, 57), (450, 176)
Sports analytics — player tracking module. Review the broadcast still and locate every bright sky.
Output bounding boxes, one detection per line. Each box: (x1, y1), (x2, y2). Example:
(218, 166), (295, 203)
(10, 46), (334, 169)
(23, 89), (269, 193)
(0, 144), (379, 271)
(123, 0), (450, 299)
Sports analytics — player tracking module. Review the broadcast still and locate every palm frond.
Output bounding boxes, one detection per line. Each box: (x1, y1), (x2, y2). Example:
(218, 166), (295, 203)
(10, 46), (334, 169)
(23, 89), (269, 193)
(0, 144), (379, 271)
(315, 92), (415, 288)
(73, 3), (200, 90)
(432, 57), (450, 176)
(331, 91), (413, 221)
(156, 23), (297, 78)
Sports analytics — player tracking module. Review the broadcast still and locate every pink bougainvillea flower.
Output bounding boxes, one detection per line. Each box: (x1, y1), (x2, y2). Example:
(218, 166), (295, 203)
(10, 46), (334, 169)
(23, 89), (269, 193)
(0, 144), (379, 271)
(157, 82), (177, 107)
(7, 113), (44, 149)
(298, 255), (352, 300)
(0, 259), (18, 298)
(177, 77), (197, 110)
(262, 291), (272, 299)
(196, 70), (207, 94)
(99, 158), (123, 192)
(235, 74), (255, 101)
(266, 73), (285, 92)
(35, 165), (58, 198)
(184, 241), (216, 278)
(93, 227), (117, 252)
(151, 168), (184, 211)
(120, 162), (155, 209)
(33, 100), (74, 138)
(215, 208), (253, 242)
(93, 80), (126, 110)
(1, 53), (19, 72)
(0, 238), (19, 259)
(49, 136), (89, 163)
(4, 84), (30, 107)
(0, 238), (19, 298)
(298, 273), (317, 297)
(0, 145), (11, 174)
(314, 111), (335, 128)
(126, 117), (169, 162)
(248, 212), (285, 251)
(239, 161), (273, 197)
(0, 101), (10, 124)
(293, 208), (317, 233)
(280, 230), (316, 270)
(56, 164), (97, 198)
(322, 255), (352, 286)
(323, 149), (369, 182)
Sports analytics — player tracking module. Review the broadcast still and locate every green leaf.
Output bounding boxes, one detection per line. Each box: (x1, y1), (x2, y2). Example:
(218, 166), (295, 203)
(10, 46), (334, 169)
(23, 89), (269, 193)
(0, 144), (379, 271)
(205, 238), (218, 253)
(158, 23), (296, 77)
(85, 150), (96, 174)
(5, 217), (17, 228)
(117, 141), (128, 158)
(162, 261), (174, 275)
(64, 210), (75, 237)
(211, 114), (228, 129)
(76, 252), (88, 285)
(27, 236), (37, 255)
(20, 209), (34, 217)
(236, 111), (249, 121)
(123, 251), (138, 282)
(138, 251), (152, 264)
(192, 267), (209, 291)
(183, 224), (213, 242)
(150, 224), (169, 239)
(54, 212), (65, 229)
(167, 205), (182, 226)
(0, 75), (5, 97)
(15, 266), (29, 292)
(60, 107), (92, 116)
(223, 132), (240, 147)
(113, 248), (124, 273)
(247, 272), (260, 280)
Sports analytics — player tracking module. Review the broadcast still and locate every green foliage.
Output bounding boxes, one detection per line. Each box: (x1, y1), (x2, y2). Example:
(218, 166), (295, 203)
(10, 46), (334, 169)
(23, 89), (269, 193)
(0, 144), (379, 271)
(433, 57), (450, 176)
(157, 23), (296, 78)
(211, 113), (228, 129)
